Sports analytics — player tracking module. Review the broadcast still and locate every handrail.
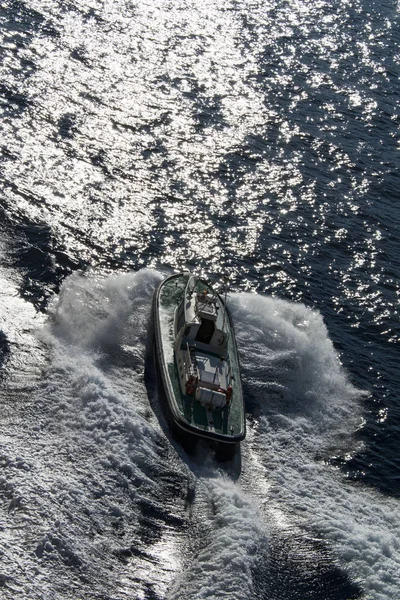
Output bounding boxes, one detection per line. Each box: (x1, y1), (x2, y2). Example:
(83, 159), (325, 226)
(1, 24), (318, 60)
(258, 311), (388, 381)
(184, 275), (197, 303)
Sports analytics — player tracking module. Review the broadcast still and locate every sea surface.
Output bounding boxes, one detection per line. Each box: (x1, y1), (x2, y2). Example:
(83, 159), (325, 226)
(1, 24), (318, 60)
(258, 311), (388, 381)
(0, 0), (399, 598)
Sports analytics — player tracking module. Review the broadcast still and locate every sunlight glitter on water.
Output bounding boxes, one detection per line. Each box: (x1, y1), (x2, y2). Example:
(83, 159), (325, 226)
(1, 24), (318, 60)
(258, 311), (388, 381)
(1, 0), (399, 497)
(3, 0), (395, 301)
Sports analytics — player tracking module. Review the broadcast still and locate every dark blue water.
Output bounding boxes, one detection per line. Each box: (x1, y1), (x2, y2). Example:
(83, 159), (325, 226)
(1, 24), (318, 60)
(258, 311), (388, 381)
(0, 0), (399, 598)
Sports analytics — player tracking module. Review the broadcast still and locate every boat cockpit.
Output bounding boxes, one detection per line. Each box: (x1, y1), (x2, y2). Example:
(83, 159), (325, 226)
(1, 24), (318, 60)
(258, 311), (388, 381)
(174, 278), (232, 409)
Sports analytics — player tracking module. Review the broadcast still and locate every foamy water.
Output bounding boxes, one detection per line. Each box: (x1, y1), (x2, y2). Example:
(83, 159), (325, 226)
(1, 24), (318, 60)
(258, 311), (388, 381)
(232, 292), (400, 600)
(3, 271), (398, 598)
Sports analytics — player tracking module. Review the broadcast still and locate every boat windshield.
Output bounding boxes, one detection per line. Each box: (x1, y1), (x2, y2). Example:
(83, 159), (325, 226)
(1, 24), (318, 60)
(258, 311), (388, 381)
(176, 300), (185, 331)
(195, 318), (215, 344)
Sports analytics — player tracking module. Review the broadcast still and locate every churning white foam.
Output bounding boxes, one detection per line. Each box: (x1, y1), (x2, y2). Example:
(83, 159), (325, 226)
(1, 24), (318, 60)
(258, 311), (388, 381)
(228, 292), (400, 600)
(167, 471), (265, 600)
(3, 269), (398, 599)
(1, 269), (191, 599)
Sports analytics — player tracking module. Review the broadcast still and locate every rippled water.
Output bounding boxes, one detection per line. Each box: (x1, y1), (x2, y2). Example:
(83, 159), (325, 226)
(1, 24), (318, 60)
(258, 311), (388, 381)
(0, 0), (399, 598)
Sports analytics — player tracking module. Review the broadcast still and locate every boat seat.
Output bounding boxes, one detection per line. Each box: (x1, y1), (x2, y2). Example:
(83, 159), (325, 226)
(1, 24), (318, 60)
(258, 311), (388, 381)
(195, 387), (226, 409)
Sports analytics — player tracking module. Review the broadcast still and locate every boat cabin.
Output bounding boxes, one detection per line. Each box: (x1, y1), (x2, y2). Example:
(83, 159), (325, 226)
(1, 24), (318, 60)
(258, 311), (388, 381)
(175, 289), (228, 356)
(174, 280), (233, 410)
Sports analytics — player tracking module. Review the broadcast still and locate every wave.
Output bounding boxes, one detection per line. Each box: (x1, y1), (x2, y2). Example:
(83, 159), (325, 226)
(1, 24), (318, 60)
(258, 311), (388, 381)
(229, 291), (399, 600)
(1, 269), (398, 599)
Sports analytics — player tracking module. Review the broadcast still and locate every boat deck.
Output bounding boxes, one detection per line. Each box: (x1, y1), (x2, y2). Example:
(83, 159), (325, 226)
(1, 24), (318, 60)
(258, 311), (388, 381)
(155, 273), (245, 442)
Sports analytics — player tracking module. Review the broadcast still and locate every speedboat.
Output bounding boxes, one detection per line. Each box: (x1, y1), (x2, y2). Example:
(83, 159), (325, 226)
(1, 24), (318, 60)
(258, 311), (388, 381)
(153, 273), (245, 459)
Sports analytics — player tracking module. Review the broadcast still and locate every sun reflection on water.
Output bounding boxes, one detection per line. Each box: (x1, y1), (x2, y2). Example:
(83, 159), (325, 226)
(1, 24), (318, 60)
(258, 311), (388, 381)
(0, 0), (397, 348)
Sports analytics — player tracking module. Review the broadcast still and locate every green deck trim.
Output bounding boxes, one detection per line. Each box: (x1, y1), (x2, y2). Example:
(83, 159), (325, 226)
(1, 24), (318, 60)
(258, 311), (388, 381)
(157, 274), (245, 441)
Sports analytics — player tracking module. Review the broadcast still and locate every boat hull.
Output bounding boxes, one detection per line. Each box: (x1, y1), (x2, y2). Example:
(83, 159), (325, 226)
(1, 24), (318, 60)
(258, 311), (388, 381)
(153, 273), (245, 454)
